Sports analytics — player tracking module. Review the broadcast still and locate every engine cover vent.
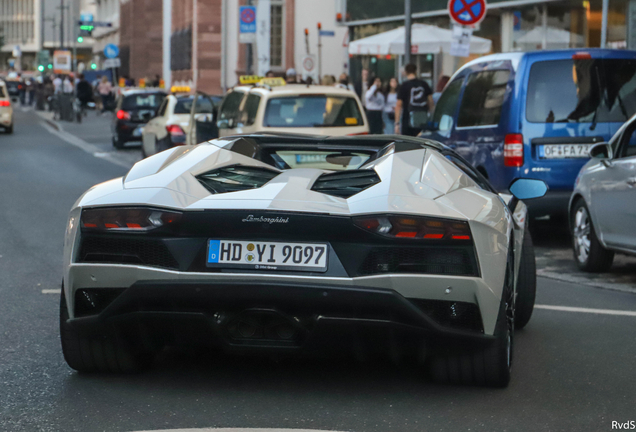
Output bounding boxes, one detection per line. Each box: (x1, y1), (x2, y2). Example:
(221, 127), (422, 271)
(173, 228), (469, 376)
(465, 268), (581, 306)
(196, 165), (280, 194)
(311, 169), (380, 198)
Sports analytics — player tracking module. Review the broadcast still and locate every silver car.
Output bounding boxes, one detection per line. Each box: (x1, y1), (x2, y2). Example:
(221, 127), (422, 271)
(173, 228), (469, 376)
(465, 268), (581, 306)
(569, 118), (636, 272)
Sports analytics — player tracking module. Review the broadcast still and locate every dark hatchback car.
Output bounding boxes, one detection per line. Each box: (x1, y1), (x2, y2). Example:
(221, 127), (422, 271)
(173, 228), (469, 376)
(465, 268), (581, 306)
(112, 89), (166, 149)
(4, 80), (22, 101)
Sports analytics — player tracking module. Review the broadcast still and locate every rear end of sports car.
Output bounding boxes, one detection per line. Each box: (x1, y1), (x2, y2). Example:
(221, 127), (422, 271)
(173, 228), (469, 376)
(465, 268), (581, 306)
(61, 136), (518, 387)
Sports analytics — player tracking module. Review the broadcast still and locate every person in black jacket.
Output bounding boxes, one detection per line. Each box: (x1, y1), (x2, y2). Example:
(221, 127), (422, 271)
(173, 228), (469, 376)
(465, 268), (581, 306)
(76, 74), (94, 112)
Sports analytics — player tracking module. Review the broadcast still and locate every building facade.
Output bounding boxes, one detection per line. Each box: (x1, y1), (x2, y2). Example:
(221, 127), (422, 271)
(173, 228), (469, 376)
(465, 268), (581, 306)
(119, 0), (163, 82)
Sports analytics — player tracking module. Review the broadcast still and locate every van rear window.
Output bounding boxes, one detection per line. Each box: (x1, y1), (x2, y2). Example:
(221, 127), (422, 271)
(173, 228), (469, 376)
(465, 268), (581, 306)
(526, 59), (636, 123)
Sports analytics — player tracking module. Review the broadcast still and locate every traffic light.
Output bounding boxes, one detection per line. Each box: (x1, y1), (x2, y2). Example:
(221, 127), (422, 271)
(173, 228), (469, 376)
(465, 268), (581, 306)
(47, 64), (53, 69)
(91, 63), (97, 70)
(38, 65), (45, 72)
(77, 36), (84, 43)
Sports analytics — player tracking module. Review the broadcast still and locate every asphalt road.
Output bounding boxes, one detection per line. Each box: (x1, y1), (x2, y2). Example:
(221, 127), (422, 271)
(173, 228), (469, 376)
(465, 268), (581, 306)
(1, 109), (635, 432)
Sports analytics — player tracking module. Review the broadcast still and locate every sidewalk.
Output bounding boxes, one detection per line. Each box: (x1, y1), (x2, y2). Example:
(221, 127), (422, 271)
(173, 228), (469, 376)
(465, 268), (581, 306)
(34, 108), (142, 168)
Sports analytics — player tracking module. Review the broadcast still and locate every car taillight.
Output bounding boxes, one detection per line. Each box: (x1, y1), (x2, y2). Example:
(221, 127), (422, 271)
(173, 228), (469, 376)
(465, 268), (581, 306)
(353, 215), (472, 241)
(116, 110), (131, 120)
(81, 208), (182, 232)
(504, 134), (524, 167)
(0, 100), (10, 107)
(166, 125), (185, 136)
(572, 52), (592, 60)
(347, 132), (369, 136)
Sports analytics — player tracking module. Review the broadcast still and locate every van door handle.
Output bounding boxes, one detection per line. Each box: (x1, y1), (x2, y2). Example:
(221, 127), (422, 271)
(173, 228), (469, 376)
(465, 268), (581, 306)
(626, 177), (636, 187)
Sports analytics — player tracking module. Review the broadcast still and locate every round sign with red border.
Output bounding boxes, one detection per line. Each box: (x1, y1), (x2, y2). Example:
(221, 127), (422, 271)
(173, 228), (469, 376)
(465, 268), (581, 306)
(448, 0), (487, 26)
(241, 8), (256, 24)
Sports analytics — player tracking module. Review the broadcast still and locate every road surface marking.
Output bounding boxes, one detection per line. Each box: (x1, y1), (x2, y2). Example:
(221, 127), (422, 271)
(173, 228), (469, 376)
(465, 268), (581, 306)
(537, 270), (636, 294)
(42, 289), (62, 294)
(134, 429), (346, 432)
(536, 304), (636, 317)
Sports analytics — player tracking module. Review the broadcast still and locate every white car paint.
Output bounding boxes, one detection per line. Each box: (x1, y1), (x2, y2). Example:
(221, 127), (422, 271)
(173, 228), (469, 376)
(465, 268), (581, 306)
(0, 81), (14, 131)
(63, 137), (527, 336)
(141, 95), (193, 157)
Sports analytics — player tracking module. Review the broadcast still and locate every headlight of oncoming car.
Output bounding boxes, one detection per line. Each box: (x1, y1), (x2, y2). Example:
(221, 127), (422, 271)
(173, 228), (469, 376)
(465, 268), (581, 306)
(353, 215), (472, 241)
(80, 207), (182, 232)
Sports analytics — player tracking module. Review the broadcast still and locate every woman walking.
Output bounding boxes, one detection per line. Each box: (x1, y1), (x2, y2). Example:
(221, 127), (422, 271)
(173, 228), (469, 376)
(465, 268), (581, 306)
(98, 76), (113, 114)
(365, 77), (385, 135)
(383, 77), (399, 135)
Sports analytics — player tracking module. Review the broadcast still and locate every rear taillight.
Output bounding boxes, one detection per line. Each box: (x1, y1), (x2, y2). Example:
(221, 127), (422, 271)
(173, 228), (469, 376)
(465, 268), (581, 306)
(81, 208), (182, 232)
(0, 100), (10, 107)
(347, 132), (369, 136)
(116, 110), (131, 120)
(353, 215), (472, 241)
(504, 134), (524, 167)
(166, 124), (186, 145)
(572, 52), (592, 60)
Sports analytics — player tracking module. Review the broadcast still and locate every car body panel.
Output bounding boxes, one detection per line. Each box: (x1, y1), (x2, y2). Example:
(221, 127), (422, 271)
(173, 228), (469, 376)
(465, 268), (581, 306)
(0, 82), (14, 128)
(63, 135), (527, 340)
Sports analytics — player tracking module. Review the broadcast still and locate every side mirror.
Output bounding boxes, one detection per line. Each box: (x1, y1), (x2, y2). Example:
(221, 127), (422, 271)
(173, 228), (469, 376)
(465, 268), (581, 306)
(508, 178), (548, 200)
(217, 119), (230, 129)
(438, 114), (453, 132)
(589, 142), (611, 160)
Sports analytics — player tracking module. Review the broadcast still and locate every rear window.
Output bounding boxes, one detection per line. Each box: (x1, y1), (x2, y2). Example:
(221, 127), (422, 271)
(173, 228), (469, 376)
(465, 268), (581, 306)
(174, 96), (214, 114)
(0, 86), (5, 98)
(457, 70), (510, 128)
(121, 93), (165, 110)
(264, 96), (363, 128)
(526, 59), (636, 123)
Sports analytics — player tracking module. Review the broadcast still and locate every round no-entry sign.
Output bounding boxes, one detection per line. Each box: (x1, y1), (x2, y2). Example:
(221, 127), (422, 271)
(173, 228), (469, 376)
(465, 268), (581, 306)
(241, 7), (256, 24)
(448, 0), (487, 26)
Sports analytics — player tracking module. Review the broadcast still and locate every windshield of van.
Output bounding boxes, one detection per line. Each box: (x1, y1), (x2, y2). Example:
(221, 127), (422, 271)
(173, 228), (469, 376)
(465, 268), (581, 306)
(526, 59), (636, 123)
(264, 96), (363, 127)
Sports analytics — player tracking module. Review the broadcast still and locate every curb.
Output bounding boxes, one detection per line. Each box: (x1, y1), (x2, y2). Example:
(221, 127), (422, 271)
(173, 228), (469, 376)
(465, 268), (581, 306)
(34, 110), (62, 132)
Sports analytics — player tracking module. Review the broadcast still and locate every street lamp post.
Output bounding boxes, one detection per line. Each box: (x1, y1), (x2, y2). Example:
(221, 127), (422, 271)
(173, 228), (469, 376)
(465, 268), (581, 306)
(404, 0), (412, 65)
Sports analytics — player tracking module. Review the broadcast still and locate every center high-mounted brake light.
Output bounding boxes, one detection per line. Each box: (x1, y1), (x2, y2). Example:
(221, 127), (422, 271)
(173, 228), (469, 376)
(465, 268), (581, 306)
(81, 208), (182, 232)
(353, 215), (472, 241)
(504, 134), (524, 167)
(116, 110), (131, 120)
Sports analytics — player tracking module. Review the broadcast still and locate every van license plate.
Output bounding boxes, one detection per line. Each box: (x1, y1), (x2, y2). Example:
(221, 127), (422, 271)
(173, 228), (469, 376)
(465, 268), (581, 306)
(540, 144), (592, 159)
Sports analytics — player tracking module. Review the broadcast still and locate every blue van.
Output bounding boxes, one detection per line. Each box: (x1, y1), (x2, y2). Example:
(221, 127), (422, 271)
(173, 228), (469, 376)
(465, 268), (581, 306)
(427, 49), (636, 218)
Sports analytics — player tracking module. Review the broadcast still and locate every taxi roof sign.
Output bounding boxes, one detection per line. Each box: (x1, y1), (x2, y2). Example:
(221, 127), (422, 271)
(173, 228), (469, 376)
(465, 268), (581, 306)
(170, 85), (191, 94)
(238, 76), (286, 87)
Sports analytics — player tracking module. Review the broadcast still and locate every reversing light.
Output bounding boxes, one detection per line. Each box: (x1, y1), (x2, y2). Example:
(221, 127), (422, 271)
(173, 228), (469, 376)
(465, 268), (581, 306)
(353, 215), (472, 241)
(81, 208), (182, 232)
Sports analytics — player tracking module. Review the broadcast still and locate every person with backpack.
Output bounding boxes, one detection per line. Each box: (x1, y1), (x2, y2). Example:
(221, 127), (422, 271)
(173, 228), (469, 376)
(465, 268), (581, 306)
(394, 63), (434, 136)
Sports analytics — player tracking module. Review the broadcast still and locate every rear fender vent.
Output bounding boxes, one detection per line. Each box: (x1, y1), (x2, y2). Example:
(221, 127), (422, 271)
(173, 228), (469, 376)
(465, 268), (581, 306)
(311, 169), (381, 198)
(196, 165), (280, 194)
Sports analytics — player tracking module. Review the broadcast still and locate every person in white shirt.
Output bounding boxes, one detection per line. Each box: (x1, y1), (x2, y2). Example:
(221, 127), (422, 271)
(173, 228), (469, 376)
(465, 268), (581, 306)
(383, 77), (399, 135)
(62, 76), (74, 94)
(52, 75), (63, 94)
(365, 77), (385, 134)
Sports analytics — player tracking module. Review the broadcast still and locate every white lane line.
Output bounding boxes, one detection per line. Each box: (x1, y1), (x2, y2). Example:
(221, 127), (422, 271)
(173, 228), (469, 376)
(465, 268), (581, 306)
(536, 304), (636, 317)
(537, 270), (636, 294)
(134, 429), (346, 432)
(42, 289), (61, 294)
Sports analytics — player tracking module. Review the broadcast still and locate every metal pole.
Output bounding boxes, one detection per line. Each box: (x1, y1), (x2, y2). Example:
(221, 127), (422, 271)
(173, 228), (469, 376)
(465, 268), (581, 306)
(60, 0), (64, 49)
(404, 0), (412, 65)
(246, 0), (253, 74)
(318, 31), (322, 80)
(601, 0), (609, 48)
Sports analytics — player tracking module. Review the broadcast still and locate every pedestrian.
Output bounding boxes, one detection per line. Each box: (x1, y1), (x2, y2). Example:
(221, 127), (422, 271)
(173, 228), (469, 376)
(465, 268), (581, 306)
(336, 73), (355, 92)
(18, 74), (26, 105)
(62, 76), (74, 94)
(383, 77), (399, 135)
(321, 75), (335, 86)
(365, 76), (385, 135)
(26, 78), (35, 106)
(52, 75), (63, 94)
(152, 74), (161, 87)
(354, 69), (369, 108)
(265, 70), (276, 78)
(76, 74), (93, 115)
(395, 63), (434, 136)
(433, 75), (450, 105)
(286, 68), (298, 84)
(98, 76), (113, 113)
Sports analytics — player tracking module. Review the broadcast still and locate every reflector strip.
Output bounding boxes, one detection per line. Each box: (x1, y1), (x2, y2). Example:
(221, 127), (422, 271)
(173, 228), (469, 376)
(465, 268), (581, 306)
(452, 235), (471, 240)
(104, 223), (119, 228)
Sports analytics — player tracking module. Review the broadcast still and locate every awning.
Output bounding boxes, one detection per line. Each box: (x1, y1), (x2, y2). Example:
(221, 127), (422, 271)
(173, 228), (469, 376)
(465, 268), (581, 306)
(348, 24), (492, 55)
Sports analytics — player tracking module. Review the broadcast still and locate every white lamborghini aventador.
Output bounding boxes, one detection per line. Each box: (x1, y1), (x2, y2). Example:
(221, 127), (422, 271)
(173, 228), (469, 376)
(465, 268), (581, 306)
(60, 134), (547, 387)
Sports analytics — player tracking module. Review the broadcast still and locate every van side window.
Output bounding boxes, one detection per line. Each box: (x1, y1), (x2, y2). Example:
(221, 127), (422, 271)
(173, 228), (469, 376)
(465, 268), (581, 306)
(433, 79), (463, 131)
(218, 91), (245, 126)
(457, 70), (510, 128)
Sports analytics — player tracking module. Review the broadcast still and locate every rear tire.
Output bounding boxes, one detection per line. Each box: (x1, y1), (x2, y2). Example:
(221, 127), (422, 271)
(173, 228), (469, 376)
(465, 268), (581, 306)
(428, 256), (514, 388)
(570, 199), (614, 272)
(60, 286), (152, 373)
(6, 124), (13, 134)
(515, 227), (536, 330)
(112, 135), (124, 149)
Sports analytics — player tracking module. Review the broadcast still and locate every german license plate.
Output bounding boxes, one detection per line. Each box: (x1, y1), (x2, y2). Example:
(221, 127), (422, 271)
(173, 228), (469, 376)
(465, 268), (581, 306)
(207, 240), (328, 272)
(540, 144), (592, 159)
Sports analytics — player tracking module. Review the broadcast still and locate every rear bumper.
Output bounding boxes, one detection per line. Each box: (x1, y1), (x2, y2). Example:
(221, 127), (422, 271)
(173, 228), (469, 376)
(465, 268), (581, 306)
(115, 121), (145, 141)
(65, 263), (501, 349)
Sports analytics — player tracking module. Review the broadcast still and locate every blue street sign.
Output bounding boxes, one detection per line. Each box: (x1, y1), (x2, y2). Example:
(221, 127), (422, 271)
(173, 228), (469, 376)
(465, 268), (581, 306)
(104, 44), (119, 59)
(319, 30), (336, 37)
(239, 6), (257, 33)
(80, 13), (94, 22)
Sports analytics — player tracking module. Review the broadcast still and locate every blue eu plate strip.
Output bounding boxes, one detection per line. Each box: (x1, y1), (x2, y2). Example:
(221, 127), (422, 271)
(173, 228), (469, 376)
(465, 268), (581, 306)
(208, 240), (220, 263)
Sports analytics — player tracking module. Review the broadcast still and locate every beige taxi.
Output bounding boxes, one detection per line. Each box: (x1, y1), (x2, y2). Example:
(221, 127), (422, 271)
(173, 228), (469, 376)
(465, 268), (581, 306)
(216, 78), (369, 137)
